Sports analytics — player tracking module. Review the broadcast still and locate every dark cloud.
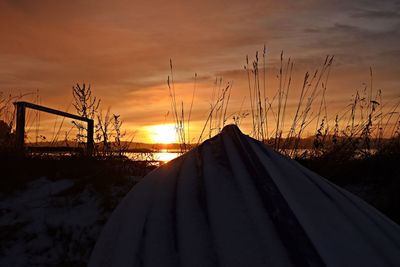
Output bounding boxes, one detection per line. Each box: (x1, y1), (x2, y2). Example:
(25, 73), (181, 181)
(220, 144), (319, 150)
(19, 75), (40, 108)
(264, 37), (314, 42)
(302, 21), (400, 66)
(351, 10), (400, 19)
(306, 22), (399, 38)
(379, 49), (400, 58)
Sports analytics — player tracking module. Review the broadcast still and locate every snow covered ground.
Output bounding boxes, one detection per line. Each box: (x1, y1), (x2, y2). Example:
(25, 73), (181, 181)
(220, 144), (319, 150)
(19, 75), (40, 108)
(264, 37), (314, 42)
(0, 176), (137, 266)
(0, 173), (394, 267)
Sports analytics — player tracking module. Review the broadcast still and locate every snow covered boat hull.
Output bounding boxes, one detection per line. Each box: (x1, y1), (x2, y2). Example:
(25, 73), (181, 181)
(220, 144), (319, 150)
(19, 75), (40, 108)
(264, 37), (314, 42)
(89, 125), (400, 267)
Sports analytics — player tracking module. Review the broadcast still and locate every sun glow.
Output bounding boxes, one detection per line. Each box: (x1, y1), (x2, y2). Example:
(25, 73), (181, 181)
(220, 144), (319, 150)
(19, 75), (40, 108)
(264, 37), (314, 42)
(147, 124), (177, 144)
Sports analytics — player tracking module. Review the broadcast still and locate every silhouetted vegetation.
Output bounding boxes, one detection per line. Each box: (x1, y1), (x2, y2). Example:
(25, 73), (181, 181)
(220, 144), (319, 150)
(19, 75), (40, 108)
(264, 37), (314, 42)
(0, 50), (399, 266)
(165, 48), (400, 223)
(297, 136), (400, 224)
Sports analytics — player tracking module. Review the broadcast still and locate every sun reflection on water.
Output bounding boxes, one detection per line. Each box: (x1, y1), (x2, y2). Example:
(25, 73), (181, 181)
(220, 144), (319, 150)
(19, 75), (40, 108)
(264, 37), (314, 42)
(155, 151), (179, 162)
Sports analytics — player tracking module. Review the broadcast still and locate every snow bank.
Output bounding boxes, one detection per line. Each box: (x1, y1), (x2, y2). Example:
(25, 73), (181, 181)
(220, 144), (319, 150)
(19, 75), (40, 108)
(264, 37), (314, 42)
(0, 176), (133, 266)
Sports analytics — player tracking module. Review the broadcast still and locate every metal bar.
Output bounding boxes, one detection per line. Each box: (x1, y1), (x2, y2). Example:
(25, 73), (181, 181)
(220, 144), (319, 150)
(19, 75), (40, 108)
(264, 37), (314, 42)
(14, 101), (92, 122)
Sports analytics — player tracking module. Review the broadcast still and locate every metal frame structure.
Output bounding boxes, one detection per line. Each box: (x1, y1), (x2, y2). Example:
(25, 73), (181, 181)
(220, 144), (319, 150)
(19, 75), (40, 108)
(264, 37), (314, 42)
(14, 101), (94, 155)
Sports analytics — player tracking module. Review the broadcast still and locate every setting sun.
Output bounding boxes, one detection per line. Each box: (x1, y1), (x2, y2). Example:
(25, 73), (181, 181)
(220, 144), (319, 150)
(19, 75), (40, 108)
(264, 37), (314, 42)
(147, 124), (177, 144)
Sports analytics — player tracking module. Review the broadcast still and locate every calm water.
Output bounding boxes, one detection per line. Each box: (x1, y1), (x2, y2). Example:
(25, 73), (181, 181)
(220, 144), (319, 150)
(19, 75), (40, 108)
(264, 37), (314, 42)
(126, 151), (180, 162)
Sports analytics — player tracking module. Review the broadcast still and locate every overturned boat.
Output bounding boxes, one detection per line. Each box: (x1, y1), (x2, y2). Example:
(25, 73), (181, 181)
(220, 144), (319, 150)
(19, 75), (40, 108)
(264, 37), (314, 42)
(89, 125), (400, 266)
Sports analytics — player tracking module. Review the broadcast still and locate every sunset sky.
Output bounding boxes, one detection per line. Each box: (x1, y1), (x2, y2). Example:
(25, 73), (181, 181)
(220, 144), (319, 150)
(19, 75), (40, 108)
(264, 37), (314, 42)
(1, 0), (399, 143)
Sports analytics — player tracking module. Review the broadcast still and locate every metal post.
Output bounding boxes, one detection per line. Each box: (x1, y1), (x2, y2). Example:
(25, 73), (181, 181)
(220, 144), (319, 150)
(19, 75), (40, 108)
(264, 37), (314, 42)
(87, 119), (94, 156)
(15, 102), (26, 150)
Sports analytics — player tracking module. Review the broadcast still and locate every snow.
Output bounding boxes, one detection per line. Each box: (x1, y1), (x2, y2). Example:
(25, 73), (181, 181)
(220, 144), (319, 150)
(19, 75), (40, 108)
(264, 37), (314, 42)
(0, 176), (133, 266)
